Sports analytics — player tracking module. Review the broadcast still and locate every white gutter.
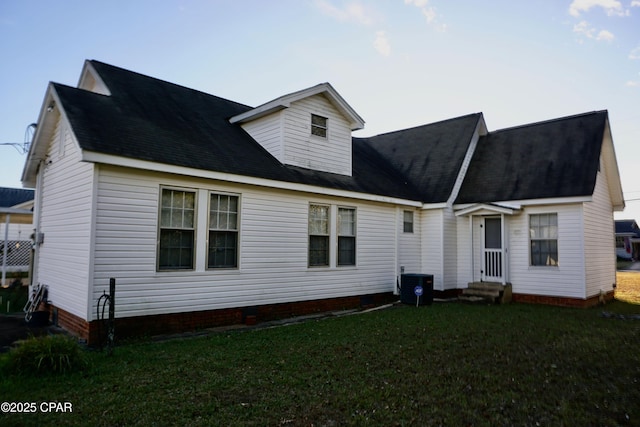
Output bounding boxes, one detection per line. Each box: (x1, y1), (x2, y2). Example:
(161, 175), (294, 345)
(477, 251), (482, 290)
(81, 151), (423, 208)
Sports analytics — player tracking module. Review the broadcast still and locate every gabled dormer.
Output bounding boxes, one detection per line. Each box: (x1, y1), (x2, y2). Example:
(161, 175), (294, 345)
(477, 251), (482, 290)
(77, 60), (111, 96)
(230, 83), (364, 176)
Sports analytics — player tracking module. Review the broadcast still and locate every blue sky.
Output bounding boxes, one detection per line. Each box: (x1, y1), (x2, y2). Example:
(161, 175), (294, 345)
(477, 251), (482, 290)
(1, 0), (639, 218)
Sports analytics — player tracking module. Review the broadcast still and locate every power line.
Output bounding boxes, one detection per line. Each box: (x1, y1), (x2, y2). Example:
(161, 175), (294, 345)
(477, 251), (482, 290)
(0, 123), (36, 154)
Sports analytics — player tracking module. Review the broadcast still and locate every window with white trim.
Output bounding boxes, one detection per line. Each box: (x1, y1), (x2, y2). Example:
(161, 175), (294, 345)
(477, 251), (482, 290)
(311, 114), (328, 138)
(158, 188), (196, 270)
(403, 210), (414, 233)
(208, 193), (239, 269)
(309, 204), (330, 267)
(530, 213), (558, 266)
(338, 207), (356, 266)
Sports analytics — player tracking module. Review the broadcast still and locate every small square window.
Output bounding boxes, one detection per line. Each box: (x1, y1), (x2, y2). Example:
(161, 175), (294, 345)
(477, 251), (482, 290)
(311, 114), (327, 138)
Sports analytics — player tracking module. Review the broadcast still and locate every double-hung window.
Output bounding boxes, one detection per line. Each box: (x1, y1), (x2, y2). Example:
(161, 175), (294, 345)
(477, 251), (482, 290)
(208, 193), (239, 268)
(338, 207), (356, 266)
(311, 114), (328, 138)
(158, 188), (196, 270)
(309, 204), (330, 267)
(530, 213), (558, 266)
(403, 210), (414, 233)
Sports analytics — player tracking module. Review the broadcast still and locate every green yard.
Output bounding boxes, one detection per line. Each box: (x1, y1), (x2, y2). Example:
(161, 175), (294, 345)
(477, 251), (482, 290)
(1, 279), (639, 426)
(0, 283), (27, 315)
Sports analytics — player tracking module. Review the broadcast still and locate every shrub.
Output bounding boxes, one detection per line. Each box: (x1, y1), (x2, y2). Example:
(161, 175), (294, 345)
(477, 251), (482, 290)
(7, 334), (87, 375)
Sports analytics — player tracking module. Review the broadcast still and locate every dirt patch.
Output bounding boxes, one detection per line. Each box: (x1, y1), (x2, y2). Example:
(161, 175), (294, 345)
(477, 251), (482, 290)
(0, 314), (54, 352)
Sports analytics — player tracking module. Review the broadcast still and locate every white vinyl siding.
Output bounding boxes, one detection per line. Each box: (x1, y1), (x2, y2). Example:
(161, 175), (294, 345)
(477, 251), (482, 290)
(508, 205), (586, 298)
(398, 208), (421, 275)
(420, 209), (444, 290)
(91, 166), (397, 319)
(456, 216), (473, 285)
(240, 94), (352, 175)
(583, 160), (616, 298)
(36, 115), (95, 320)
(441, 207), (458, 289)
(239, 111), (283, 162)
(282, 94), (352, 176)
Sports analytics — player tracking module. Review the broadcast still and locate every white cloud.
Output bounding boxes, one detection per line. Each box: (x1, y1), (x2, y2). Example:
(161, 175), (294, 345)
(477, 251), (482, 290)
(373, 31), (391, 56)
(315, 0), (375, 25)
(422, 6), (437, 23)
(596, 29), (615, 41)
(568, 0), (627, 16)
(630, 45), (640, 60)
(572, 20), (615, 41)
(404, 0), (430, 7)
(632, 0), (640, 6)
(626, 80), (640, 87)
(573, 20), (596, 37)
(405, 0), (447, 31)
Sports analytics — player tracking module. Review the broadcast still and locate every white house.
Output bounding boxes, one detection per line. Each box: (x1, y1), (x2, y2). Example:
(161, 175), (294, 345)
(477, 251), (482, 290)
(21, 60), (624, 343)
(615, 219), (640, 260)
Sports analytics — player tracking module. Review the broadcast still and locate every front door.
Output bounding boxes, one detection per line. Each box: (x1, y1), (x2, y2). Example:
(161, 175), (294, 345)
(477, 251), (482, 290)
(483, 217), (503, 282)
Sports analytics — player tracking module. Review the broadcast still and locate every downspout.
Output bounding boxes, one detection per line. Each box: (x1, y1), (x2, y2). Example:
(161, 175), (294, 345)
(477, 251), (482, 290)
(394, 207), (400, 295)
(469, 215), (474, 283)
(30, 160), (45, 289)
(501, 213), (506, 285)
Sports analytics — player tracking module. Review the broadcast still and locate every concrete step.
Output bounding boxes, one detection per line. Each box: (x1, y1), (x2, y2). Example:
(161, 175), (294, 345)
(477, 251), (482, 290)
(461, 288), (501, 298)
(467, 281), (504, 292)
(459, 282), (513, 304)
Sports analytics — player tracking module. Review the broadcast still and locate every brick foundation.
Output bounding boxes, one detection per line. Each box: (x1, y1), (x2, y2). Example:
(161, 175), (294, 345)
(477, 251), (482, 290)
(52, 292), (396, 346)
(512, 290), (615, 308)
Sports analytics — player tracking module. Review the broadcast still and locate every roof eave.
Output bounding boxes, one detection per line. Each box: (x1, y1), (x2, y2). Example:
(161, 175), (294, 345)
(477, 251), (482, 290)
(21, 84), (62, 187)
(229, 82), (365, 131)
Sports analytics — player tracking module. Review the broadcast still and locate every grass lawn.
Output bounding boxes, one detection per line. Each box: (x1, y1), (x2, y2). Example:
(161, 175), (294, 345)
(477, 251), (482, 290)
(615, 271), (640, 305)
(0, 284), (28, 315)
(1, 277), (639, 426)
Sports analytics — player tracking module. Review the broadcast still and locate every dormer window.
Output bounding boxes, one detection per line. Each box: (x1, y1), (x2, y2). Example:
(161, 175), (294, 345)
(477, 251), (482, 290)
(311, 114), (328, 138)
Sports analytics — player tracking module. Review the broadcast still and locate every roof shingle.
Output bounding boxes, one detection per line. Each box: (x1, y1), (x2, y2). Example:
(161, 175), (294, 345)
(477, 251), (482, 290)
(455, 111), (607, 204)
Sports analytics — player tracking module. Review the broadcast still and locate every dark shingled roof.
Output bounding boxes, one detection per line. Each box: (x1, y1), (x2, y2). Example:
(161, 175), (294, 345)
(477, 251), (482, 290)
(356, 114), (482, 203)
(455, 111), (607, 204)
(0, 187), (34, 208)
(55, 61), (420, 201)
(51, 61), (608, 205)
(615, 220), (640, 236)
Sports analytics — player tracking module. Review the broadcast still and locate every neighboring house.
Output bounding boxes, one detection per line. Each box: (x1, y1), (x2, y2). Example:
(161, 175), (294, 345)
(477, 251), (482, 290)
(21, 60), (624, 343)
(615, 219), (640, 260)
(0, 187), (34, 283)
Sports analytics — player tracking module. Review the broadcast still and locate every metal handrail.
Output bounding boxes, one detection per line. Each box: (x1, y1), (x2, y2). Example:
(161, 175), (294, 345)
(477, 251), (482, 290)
(24, 283), (47, 322)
